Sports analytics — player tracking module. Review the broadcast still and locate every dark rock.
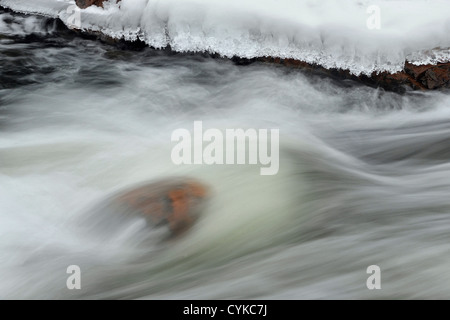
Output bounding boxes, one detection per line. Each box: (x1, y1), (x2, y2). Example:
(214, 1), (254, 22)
(75, 0), (114, 9)
(404, 62), (450, 90)
(258, 56), (449, 92)
(421, 65), (450, 90)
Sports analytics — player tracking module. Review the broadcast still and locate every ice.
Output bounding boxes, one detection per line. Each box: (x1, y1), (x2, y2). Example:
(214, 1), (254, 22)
(0, 0), (449, 75)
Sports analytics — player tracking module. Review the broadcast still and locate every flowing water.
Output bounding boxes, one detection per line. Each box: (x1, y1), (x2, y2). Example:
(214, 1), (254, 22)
(1, 9), (450, 299)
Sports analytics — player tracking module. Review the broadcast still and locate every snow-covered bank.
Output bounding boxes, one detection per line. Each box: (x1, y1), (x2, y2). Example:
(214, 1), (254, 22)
(1, 0), (449, 77)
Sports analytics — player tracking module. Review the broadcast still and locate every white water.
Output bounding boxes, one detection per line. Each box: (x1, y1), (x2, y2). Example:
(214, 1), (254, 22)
(1, 6), (450, 300)
(1, 0), (449, 75)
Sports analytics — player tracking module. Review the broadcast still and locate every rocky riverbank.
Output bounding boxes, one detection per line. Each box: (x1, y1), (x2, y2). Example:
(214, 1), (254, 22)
(258, 57), (450, 93)
(73, 0), (449, 93)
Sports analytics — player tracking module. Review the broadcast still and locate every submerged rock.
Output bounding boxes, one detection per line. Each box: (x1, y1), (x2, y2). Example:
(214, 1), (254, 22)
(115, 178), (209, 235)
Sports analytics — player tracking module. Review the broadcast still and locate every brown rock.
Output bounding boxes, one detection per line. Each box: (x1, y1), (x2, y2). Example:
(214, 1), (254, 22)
(404, 62), (450, 90)
(116, 178), (209, 235)
(371, 70), (427, 91)
(75, 0), (118, 9)
(404, 62), (432, 79)
(422, 65), (450, 90)
(257, 56), (449, 92)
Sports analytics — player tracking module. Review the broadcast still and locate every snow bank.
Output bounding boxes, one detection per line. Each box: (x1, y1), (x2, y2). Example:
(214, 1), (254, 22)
(1, 0), (449, 75)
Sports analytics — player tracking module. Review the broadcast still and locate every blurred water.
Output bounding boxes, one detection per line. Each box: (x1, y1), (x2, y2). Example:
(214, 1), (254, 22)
(1, 9), (450, 299)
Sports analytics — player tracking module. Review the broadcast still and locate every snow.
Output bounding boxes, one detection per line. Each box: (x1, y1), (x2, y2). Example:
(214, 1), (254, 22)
(1, 0), (449, 75)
